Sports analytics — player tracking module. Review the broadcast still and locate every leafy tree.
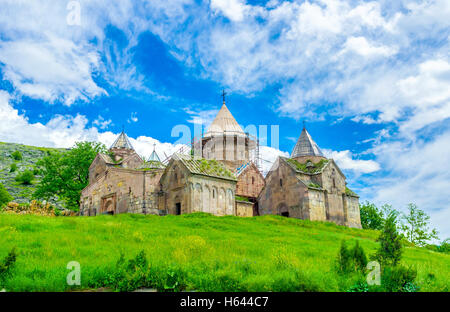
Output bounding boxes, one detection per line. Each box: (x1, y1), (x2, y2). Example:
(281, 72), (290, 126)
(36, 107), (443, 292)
(15, 170), (34, 185)
(9, 163), (17, 173)
(359, 201), (384, 230)
(11, 151), (22, 161)
(34, 141), (107, 211)
(374, 211), (403, 266)
(437, 238), (450, 253)
(400, 203), (438, 246)
(0, 183), (13, 207)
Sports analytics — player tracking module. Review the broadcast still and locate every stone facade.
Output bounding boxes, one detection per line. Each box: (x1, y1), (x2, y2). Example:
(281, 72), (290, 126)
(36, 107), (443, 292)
(80, 166), (165, 216)
(236, 163), (265, 200)
(80, 105), (361, 229)
(159, 156), (236, 215)
(257, 127), (362, 228)
(236, 200), (254, 217)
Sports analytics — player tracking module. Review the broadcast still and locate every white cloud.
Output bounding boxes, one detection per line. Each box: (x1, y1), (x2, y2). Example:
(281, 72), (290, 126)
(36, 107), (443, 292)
(323, 149), (380, 174)
(341, 36), (397, 57)
(184, 107), (219, 128)
(361, 130), (450, 240)
(0, 90), (184, 162)
(93, 116), (113, 129)
(128, 112), (138, 123)
(210, 0), (250, 22)
(259, 145), (289, 175)
(0, 36), (106, 105)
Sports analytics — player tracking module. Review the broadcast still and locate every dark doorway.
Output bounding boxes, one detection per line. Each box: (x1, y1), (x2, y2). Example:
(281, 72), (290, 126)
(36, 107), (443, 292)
(281, 211), (289, 217)
(175, 203), (181, 215)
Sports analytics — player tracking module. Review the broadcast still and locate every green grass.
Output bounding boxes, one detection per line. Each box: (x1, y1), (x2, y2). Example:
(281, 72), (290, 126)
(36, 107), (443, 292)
(0, 213), (448, 292)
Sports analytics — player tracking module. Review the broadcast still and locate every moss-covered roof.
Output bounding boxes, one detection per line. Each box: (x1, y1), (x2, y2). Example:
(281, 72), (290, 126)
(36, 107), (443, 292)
(137, 160), (165, 170)
(174, 154), (237, 181)
(236, 195), (252, 203)
(283, 157), (329, 175)
(345, 186), (358, 197)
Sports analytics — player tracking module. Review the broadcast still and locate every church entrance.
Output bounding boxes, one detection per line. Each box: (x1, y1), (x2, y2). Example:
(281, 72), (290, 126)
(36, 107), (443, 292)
(175, 203), (181, 215)
(277, 203), (289, 218)
(101, 193), (116, 215)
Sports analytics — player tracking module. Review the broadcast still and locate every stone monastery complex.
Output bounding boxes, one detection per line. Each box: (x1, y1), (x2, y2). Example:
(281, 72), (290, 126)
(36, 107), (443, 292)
(80, 97), (362, 228)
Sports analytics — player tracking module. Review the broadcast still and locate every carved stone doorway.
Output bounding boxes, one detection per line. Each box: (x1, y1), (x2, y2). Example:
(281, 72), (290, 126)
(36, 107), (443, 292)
(101, 193), (116, 215)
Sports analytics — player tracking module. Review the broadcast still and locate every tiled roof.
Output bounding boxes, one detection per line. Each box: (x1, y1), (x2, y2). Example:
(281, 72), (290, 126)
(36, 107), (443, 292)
(110, 132), (134, 150)
(204, 103), (245, 137)
(291, 127), (324, 158)
(138, 160), (165, 170)
(174, 153), (237, 181)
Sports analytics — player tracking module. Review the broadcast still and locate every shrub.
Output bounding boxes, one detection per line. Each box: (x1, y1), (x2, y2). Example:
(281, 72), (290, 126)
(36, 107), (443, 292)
(336, 240), (352, 273)
(374, 212), (402, 266)
(9, 163), (17, 173)
(336, 240), (367, 274)
(0, 184), (13, 207)
(0, 248), (17, 288)
(347, 280), (369, 292)
(15, 170), (34, 185)
(381, 265), (418, 292)
(11, 151), (22, 161)
(352, 241), (368, 272)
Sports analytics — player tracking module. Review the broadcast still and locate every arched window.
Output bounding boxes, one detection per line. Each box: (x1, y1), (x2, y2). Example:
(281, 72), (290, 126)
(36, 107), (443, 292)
(212, 189), (216, 198)
(280, 179), (283, 187)
(252, 177), (255, 185)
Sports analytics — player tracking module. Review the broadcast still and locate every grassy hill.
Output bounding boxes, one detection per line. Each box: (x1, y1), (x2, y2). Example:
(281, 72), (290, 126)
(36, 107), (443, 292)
(0, 142), (65, 205)
(0, 213), (448, 292)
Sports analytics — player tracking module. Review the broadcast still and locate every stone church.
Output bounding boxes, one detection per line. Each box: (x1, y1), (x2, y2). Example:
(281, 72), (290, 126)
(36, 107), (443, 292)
(79, 98), (265, 218)
(80, 98), (361, 228)
(257, 127), (362, 228)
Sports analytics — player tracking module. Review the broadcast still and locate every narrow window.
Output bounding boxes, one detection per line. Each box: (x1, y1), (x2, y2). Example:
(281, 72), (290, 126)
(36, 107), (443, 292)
(280, 179), (283, 187)
(252, 177), (255, 185)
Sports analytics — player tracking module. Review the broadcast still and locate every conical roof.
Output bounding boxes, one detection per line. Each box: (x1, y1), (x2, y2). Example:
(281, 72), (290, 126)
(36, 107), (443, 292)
(110, 131), (134, 150)
(291, 127), (324, 158)
(205, 103), (245, 136)
(148, 147), (160, 162)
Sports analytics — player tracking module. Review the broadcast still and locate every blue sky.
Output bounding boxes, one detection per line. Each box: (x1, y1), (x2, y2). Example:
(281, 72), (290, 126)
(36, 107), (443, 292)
(0, 0), (449, 239)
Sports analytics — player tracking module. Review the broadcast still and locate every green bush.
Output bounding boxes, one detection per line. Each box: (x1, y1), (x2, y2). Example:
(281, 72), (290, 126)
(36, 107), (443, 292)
(352, 241), (368, 272)
(11, 151), (22, 161)
(337, 240), (352, 273)
(0, 184), (13, 207)
(381, 265), (418, 292)
(15, 170), (34, 185)
(336, 240), (367, 274)
(89, 250), (187, 292)
(32, 167), (40, 175)
(347, 280), (369, 292)
(0, 248), (17, 288)
(9, 163), (17, 173)
(374, 212), (402, 266)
